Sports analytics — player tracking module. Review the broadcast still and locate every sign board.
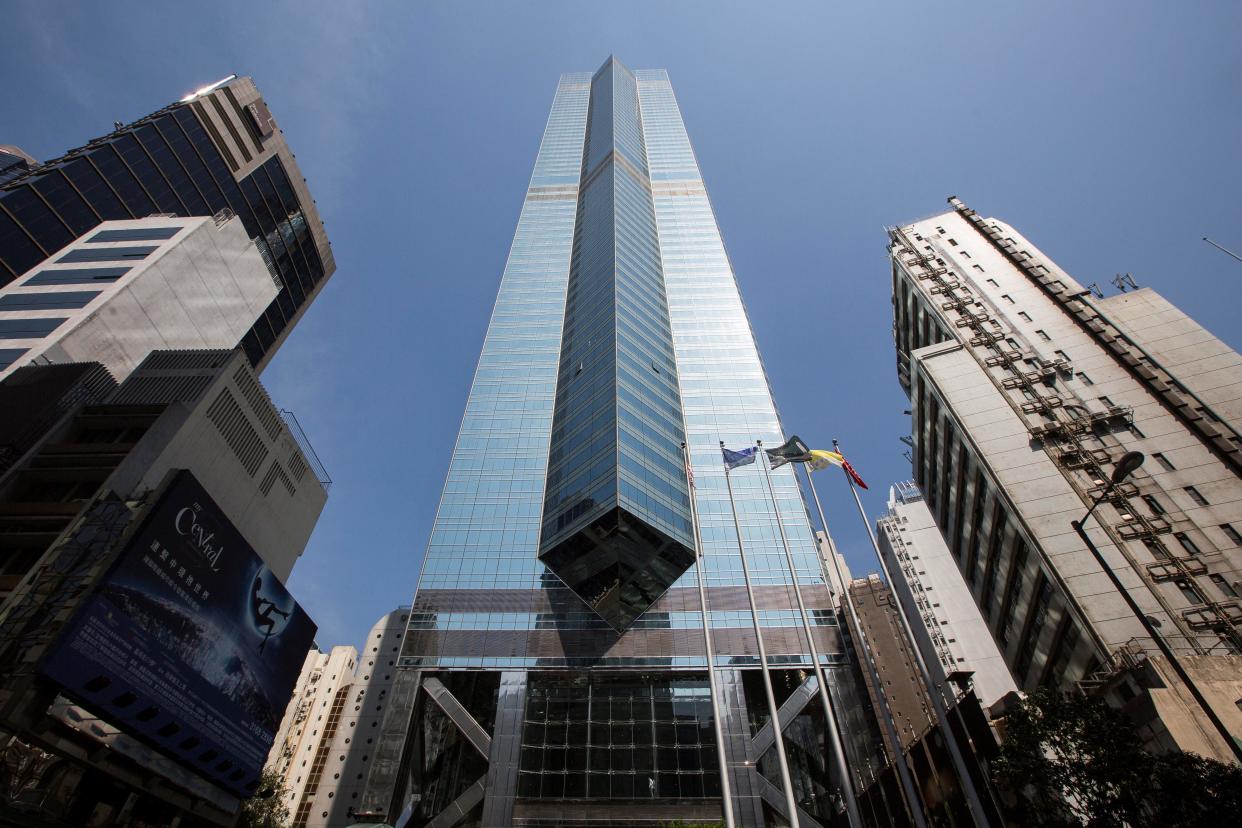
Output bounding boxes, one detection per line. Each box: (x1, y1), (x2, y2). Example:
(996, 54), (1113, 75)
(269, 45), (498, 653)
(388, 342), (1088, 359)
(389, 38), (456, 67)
(41, 470), (316, 797)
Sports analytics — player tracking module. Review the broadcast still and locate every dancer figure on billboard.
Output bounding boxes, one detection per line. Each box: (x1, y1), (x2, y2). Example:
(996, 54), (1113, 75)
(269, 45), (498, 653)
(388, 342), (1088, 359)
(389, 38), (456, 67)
(252, 575), (290, 654)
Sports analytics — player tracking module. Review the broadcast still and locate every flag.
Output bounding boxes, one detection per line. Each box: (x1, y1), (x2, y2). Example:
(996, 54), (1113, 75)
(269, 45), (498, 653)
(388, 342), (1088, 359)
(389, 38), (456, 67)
(842, 457), (869, 489)
(765, 435), (812, 469)
(722, 446), (756, 470)
(808, 450), (845, 472)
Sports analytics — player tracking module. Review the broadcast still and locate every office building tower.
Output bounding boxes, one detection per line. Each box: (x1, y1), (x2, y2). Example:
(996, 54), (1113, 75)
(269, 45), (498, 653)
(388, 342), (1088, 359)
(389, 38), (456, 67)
(0, 216), (278, 383)
(876, 482), (1018, 711)
(889, 197), (1242, 762)
(360, 58), (862, 827)
(0, 75), (334, 369)
(267, 609), (408, 828)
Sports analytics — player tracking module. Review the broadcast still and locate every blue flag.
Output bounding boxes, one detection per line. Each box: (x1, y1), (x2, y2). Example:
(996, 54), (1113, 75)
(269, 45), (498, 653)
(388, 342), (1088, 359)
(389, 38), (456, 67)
(722, 446), (757, 470)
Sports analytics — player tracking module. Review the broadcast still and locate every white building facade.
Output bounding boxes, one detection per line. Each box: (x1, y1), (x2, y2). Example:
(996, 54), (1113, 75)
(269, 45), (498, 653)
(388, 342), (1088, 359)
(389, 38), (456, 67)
(888, 198), (1242, 761)
(268, 609), (410, 828)
(0, 215), (277, 382)
(876, 482), (1019, 711)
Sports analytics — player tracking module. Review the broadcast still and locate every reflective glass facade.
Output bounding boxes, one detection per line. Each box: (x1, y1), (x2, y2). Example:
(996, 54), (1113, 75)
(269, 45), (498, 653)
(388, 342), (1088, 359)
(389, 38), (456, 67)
(380, 59), (869, 827)
(0, 81), (332, 369)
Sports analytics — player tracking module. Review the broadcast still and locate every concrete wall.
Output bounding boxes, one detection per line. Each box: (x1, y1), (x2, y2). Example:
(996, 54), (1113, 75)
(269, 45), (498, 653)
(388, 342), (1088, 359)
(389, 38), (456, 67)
(107, 349), (327, 581)
(0, 216), (276, 383)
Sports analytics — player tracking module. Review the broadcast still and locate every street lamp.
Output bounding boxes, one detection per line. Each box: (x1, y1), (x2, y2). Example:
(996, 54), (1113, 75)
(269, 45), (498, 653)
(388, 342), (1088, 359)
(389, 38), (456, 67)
(1070, 451), (1242, 762)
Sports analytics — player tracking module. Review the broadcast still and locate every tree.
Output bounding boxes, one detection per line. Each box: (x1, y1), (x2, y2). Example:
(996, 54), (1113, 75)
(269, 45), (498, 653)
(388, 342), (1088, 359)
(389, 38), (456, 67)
(991, 688), (1242, 827)
(237, 768), (291, 828)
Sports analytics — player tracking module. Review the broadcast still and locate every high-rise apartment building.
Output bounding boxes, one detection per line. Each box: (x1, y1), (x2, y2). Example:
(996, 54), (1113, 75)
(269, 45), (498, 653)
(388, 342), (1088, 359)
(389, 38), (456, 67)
(876, 482), (1017, 712)
(888, 197), (1242, 762)
(267, 609), (408, 828)
(360, 58), (866, 828)
(0, 75), (334, 369)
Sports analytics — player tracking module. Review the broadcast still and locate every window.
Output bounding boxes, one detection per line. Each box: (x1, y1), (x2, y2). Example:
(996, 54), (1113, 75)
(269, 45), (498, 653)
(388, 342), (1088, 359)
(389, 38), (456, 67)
(1142, 538), (1168, 560)
(1174, 580), (1204, 604)
(1220, 524), (1241, 545)
(0, 348), (28, 370)
(1018, 311), (1032, 322)
(0, 291), (99, 311)
(0, 317), (67, 340)
(1152, 453), (1175, 471)
(961, 250), (972, 258)
(23, 267), (130, 286)
(1054, 349), (1069, 362)
(973, 264), (985, 272)
(1006, 338), (1021, 351)
(987, 278), (999, 287)
(1142, 495), (1165, 516)
(1175, 533), (1201, 556)
(1210, 574), (1238, 599)
(87, 226), (180, 242)
(1078, 372), (1094, 386)
(1099, 396), (1114, 407)
(57, 245), (156, 263)
(1002, 294), (1014, 304)
(948, 238), (958, 246)
(1035, 329), (1050, 341)
(1184, 486), (1208, 506)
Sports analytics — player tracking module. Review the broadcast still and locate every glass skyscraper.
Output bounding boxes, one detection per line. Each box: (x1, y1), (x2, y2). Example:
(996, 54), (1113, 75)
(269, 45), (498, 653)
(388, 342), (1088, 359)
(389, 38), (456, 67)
(363, 59), (874, 828)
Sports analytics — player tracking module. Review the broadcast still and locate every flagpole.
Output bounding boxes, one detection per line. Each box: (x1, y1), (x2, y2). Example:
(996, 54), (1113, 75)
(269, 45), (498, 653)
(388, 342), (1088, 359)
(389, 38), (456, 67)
(757, 442), (863, 828)
(802, 466), (928, 828)
(683, 442), (736, 828)
(832, 439), (993, 827)
(721, 441), (800, 827)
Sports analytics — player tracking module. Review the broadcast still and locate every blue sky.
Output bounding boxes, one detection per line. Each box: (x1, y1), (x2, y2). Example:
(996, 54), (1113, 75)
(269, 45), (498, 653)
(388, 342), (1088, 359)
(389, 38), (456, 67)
(4, 2), (1239, 650)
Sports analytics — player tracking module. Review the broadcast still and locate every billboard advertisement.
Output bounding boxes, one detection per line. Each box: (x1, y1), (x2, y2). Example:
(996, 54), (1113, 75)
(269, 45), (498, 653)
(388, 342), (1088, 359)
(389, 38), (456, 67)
(40, 470), (316, 797)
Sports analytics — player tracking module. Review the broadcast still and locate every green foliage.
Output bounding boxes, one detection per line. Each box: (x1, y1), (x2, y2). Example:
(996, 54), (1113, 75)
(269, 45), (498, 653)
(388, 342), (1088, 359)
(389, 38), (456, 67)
(237, 767), (291, 828)
(991, 688), (1242, 827)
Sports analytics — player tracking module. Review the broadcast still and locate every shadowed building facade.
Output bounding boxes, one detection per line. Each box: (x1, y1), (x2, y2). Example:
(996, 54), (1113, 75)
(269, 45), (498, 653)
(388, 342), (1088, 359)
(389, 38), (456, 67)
(358, 59), (877, 828)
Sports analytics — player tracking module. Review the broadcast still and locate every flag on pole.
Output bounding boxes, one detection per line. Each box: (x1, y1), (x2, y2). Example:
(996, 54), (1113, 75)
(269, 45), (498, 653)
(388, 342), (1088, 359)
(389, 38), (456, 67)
(808, 450), (845, 472)
(722, 446), (757, 470)
(807, 448), (869, 488)
(841, 456), (868, 489)
(764, 435), (812, 469)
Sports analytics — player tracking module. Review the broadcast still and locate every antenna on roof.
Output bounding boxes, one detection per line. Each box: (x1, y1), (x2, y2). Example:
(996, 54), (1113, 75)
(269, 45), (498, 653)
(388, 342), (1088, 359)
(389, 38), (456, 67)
(1111, 272), (1139, 292)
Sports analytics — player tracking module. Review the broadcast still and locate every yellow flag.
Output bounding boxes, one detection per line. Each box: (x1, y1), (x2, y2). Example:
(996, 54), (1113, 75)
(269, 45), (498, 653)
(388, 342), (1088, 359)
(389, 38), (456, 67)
(808, 450), (844, 472)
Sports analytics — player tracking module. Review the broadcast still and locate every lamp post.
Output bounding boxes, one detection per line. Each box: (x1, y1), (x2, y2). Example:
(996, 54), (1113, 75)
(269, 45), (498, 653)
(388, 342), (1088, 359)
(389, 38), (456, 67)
(1070, 451), (1242, 763)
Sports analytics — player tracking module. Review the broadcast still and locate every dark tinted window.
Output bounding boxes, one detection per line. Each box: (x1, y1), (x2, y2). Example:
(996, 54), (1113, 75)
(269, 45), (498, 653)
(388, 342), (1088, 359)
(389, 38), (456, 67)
(0, 317), (67, 339)
(60, 159), (128, 221)
(86, 145), (156, 218)
(31, 172), (98, 236)
(0, 348), (27, 369)
(0, 206), (46, 280)
(88, 227), (180, 242)
(0, 291), (99, 310)
(58, 245), (155, 263)
(25, 267), (129, 286)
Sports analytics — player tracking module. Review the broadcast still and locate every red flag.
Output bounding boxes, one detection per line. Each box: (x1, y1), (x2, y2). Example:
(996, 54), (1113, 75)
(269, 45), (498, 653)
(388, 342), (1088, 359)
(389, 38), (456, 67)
(842, 458), (868, 490)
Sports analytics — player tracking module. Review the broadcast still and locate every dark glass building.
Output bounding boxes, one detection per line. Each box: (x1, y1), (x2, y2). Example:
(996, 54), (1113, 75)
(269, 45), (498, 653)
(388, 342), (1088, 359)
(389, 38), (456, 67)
(0, 76), (334, 370)
(358, 59), (879, 828)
